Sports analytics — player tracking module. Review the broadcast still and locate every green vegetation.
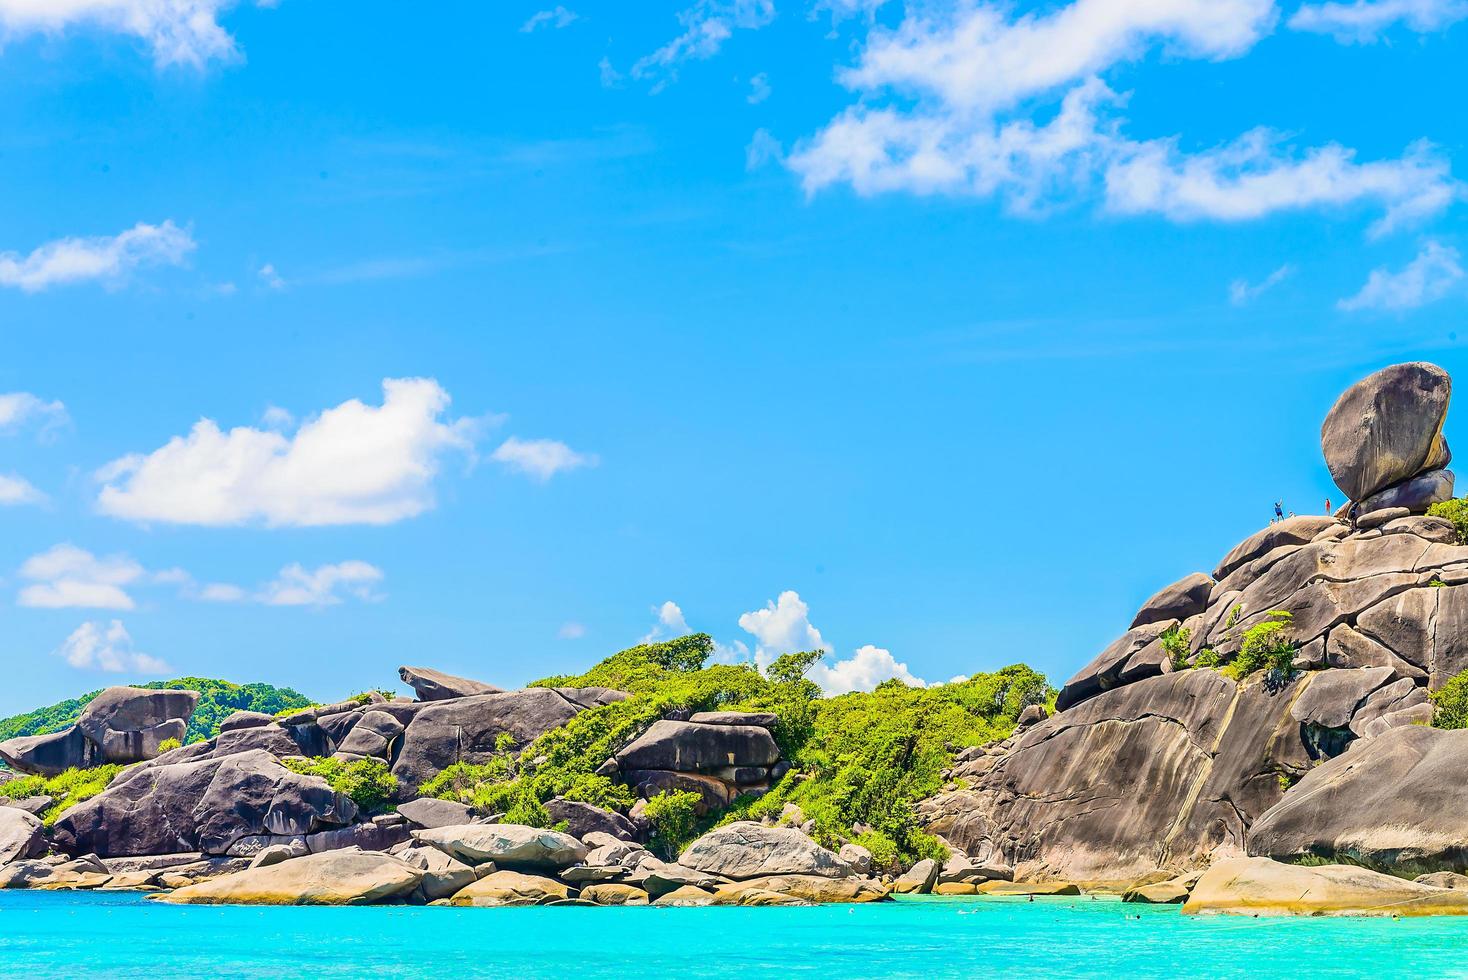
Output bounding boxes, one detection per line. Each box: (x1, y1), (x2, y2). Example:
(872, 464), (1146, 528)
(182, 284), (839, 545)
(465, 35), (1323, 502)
(0, 678), (313, 745)
(156, 737), (182, 753)
(641, 789), (702, 857)
(281, 757), (398, 813)
(0, 765), (123, 825)
(1227, 611), (1296, 680)
(1224, 604), (1243, 630)
(1430, 670), (1468, 730)
(1194, 648), (1223, 669)
(1160, 625), (1191, 670)
(424, 633), (1050, 869)
(1428, 498), (1468, 545)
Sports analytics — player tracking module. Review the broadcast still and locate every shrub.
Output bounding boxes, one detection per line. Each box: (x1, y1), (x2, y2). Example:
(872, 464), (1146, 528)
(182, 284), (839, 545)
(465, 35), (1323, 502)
(156, 737), (182, 753)
(0, 765), (123, 825)
(1160, 625), (1192, 670)
(1228, 611), (1296, 680)
(642, 790), (702, 858)
(1428, 498), (1468, 545)
(1431, 670), (1468, 729)
(281, 757), (397, 813)
(1194, 648), (1223, 669)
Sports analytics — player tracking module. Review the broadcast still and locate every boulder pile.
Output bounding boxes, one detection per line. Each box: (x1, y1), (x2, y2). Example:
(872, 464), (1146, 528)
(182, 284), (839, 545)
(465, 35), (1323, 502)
(604, 713), (789, 815)
(0, 687), (198, 775)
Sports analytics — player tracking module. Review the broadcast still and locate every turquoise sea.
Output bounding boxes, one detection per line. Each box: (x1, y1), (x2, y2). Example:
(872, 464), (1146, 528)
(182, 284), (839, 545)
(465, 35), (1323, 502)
(4, 891), (1468, 979)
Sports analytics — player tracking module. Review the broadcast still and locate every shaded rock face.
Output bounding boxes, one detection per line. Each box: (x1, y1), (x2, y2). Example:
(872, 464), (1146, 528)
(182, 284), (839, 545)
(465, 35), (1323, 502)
(0, 686), (198, 775)
(51, 749), (357, 857)
(1322, 361), (1451, 504)
(391, 688), (591, 797)
(543, 798), (640, 842)
(613, 719), (784, 814)
(1247, 726), (1468, 876)
(1130, 573), (1213, 630)
(0, 808), (45, 865)
(398, 666), (502, 701)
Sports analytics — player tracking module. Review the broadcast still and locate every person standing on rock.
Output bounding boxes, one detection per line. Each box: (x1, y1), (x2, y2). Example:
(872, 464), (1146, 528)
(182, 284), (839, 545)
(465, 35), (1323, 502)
(1325, 497), (1332, 515)
(1274, 500), (1284, 522)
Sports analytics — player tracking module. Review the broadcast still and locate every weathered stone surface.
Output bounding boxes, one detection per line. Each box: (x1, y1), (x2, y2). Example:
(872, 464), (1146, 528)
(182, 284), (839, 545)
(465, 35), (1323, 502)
(397, 798), (473, 830)
(1184, 856), (1468, 916)
(1122, 878), (1192, 904)
(1358, 584), (1468, 688)
(212, 725), (301, 760)
(446, 870), (571, 906)
(921, 670), (1309, 883)
(0, 796), (52, 816)
(219, 711), (275, 733)
(247, 844), (303, 869)
(652, 884), (715, 906)
(976, 880), (1080, 896)
(1248, 725), (1468, 876)
(1131, 573), (1213, 629)
(392, 688), (590, 796)
(937, 856), (1012, 885)
(552, 687), (632, 710)
(1054, 619), (1178, 712)
(637, 860), (727, 896)
(715, 874), (888, 904)
(411, 824), (586, 869)
(1357, 506), (1412, 530)
(1289, 667), (1395, 730)
(679, 822), (852, 880)
(616, 720), (780, 772)
(1349, 677), (1427, 737)
(579, 882), (649, 905)
(838, 843), (873, 876)
(0, 808), (44, 865)
(74, 687), (198, 766)
(892, 858), (939, 894)
(1016, 704), (1049, 728)
(1417, 872), (1468, 890)
(544, 798), (639, 842)
(0, 726), (90, 776)
(52, 749), (356, 857)
(399, 666), (502, 701)
(1324, 625), (1426, 681)
(1213, 516), (1341, 581)
(623, 770), (733, 814)
(1322, 361), (1452, 503)
(157, 848), (422, 906)
(688, 711), (778, 729)
(396, 844), (477, 902)
(714, 885), (812, 906)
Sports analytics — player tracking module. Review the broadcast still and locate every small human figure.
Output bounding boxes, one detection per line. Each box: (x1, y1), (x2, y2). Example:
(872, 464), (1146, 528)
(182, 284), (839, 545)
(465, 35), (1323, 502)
(1274, 500), (1284, 522)
(1326, 497), (1332, 515)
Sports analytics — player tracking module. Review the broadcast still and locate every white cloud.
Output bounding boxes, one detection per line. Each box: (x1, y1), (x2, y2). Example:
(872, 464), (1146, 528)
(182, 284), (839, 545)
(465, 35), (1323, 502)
(1338, 241), (1465, 312)
(199, 582), (247, 602)
(0, 0), (252, 68)
(641, 600), (692, 643)
(843, 0), (1275, 113)
(1290, 0), (1468, 42)
(257, 560), (385, 607)
(1229, 263), (1294, 305)
(96, 377), (478, 527)
(746, 128), (783, 170)
(558, 621), (587, 639)
(747, 71), (771, 103)
(18, 544), (143, 610)
(0, 220), (194, 292)
(491, 436), (597, 481)
(0, 474), (44, 505)
(261, 404), (293, 428)
(0, 392), (68, 435)
(54, 620), (170, 674)
(737, 589), (831, 668)
(632, 0), (775, 86)
(807, 644), (928, 695)
(522, 6), (578, 31)
(258, 263), (285, 289)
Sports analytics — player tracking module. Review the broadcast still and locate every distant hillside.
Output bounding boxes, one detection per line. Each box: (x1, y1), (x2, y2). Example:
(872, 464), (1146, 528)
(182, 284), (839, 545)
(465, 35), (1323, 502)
(0, 677), (314, 745)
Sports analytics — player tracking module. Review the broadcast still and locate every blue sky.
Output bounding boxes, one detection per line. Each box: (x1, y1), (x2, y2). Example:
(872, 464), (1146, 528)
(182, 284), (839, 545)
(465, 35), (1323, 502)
(1, 0), (1466, 713)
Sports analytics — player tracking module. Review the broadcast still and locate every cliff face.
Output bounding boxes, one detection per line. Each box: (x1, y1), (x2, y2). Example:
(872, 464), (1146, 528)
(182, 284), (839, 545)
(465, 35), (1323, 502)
(920, 362), (1468, 884)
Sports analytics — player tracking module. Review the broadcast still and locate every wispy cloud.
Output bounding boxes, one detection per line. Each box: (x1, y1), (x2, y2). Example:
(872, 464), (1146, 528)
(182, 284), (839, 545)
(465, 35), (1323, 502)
(491, 436), (598, 481)
(747, 71), (771, 103)
(1229, 263), (1294, 306)
(522, 6), (578, 32)
(1290, 0), (1468, 42)
(0, 475), (44, 506)
(641, 600), (691, 643)
(1338, 241), (1465, 312)
(18, 544), (144, 610)
(558, 621), (587, 639)
(0, 0), (258, 68)
(0, 221), (194, 292)
(631, 0), (776, 88)
(54, 620), (170, 675)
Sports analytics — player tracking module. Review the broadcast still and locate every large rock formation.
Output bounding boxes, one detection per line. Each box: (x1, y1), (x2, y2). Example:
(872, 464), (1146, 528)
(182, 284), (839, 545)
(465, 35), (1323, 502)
(609, 718), (783, 814)
(51, 749), (357, 857)
(1184, 857), (1468, 917)
(0, 686), (198, 775)
(157, 848), (422, 906)
(919, 362), (1468, 885)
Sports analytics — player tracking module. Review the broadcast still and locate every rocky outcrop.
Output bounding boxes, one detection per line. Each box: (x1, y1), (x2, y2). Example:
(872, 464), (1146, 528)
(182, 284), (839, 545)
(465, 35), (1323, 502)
(678, 822), (853, 880)
(0, 808), (44, 865)
(52, 749), (357, 857)
(0, 686), (198, 775)
(611, 719), (783, 814)
(157, 848), (422, 906)
(1184, 856), (1468, 917)
(543, 798), (640, 841)
(1247, 725), (1468, 875)
(398, 666), (503, 701)
(1322, 361), (1452, 508)
(411, 824), (587, 869)
(445, 870), (573, 906)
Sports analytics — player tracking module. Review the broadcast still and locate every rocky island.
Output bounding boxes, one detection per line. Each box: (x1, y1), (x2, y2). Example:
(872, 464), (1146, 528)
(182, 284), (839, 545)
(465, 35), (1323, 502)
(5, 361), (1468, 916)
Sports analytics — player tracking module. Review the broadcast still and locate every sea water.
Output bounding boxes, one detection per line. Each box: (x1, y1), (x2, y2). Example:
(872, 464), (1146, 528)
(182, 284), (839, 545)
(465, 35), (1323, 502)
(3, 890), (1468, 979)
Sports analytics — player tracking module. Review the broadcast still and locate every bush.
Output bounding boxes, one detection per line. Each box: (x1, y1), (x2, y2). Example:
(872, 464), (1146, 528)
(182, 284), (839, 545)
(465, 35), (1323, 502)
(281, 757), (397, 813)
(1160, 625), (1191, 670)
(157, 737), (182, 753)
(1428, 498), (1468, 545)
(1431, 671), (1468, 729)
(642, 790), (702, 858)
(1194, 648), (1223, 669)
(0, 765), (123, 825)
(1228, 610), (1296, 680)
